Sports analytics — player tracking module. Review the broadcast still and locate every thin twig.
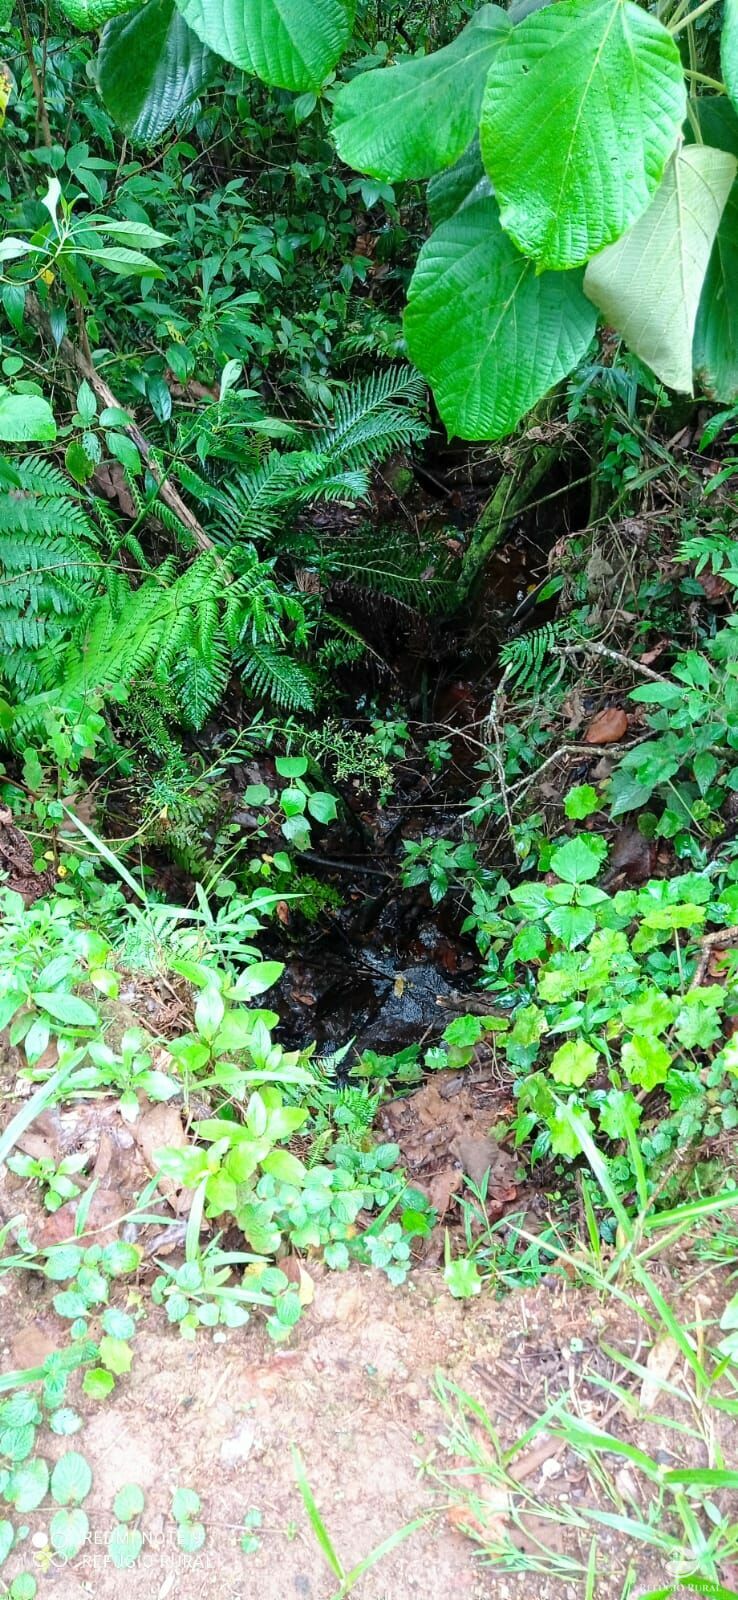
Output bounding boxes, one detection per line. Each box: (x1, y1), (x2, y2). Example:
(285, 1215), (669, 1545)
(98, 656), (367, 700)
(560, 639), (670, 684)
(27, 293), (214, 553)
(17, 0), (51, 148)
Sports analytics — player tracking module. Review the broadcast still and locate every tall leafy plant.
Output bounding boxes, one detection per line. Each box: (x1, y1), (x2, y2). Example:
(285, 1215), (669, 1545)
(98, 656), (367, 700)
(58, 0), (738, 440)
(333, 0), (738, 436)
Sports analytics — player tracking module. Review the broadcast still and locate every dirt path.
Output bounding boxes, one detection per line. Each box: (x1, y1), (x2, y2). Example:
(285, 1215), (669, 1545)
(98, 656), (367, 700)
(4, 1248), (723, 1600)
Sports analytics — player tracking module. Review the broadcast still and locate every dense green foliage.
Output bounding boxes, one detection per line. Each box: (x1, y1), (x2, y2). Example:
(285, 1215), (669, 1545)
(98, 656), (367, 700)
(39, 0), (738, 440)
(0, 0), (738, 1435)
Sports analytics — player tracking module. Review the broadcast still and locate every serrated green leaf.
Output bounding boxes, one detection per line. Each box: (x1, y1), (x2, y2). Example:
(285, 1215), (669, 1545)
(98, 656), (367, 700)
(49, 1409), (83, 1437)
(621, 1034), (671, 1091)
(564, 785), (600, 821)
(99, 0), (215, 144)
(585, 145), (736, 394)
(108, 1524), (143, 1567)
(599, 1089), (642, 1141)
(114, 1484), (145, 1523)
(98, 1337), (133, 1376)
(0, 1426), (35, 1464)
(404, 196), (596, 441)
(332, 6), (509, 182)
(0, 393), (56, 443)
(174, 0), (353, 91)
(0, 1397), (39, 1431)
(549, 1039), (599, 1088)
(546, 904), (596, 949)
(101, 1241), (142, 1277)
(549, 835), (604, 885)
(6, 1458), (49, 1512)
(50, 1507), (88, 1559)
(51, 1451), (92, 1506)
(427, 138), (492, 228)
(101, 1309), (136, 1340)
(177, 1518), (206, 1552)
(172, 1487), (200, 1521)
(82, 1368), (115, 1400)
(480, 0), (685, 270)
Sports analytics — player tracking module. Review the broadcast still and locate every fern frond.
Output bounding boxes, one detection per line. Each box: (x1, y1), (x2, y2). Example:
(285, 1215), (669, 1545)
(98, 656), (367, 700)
(313, 367), (428, 476)
(241, 642), (315, 711)
(498, 623), (563, 691)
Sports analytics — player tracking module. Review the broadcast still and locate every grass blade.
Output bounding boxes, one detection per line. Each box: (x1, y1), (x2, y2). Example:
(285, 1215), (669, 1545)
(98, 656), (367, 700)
(292, 1445), (344, 1581)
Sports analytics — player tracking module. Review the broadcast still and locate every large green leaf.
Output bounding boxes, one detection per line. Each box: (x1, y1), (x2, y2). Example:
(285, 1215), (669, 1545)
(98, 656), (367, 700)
(688, 98), (738, 401)
(404, 196), (597, 442)
(174, 0), (353, 90)
(480, 0), (686, 270)
(427, 138), (492, 228)
(584, 146), (736, 394)
(694, 185), (738, 402)
(0, 393), (56, 442)
(332, 6), (510, 182)
(98, 0), (214, 144)
(723, 0), (738, 114)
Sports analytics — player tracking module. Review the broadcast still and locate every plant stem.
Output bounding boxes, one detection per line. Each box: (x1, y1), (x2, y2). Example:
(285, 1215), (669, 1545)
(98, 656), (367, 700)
(17, 0), (51, 148)
(458, 442), (558, 600)
(670, 0), (722, 35)
(683, 69), (727, 90)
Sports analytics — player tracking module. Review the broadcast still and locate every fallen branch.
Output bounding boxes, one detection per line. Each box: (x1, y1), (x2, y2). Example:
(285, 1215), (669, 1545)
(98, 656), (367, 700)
(690, 925), (738, 989)
(26, 293), (213, 553)
(560, 639), (670, 684)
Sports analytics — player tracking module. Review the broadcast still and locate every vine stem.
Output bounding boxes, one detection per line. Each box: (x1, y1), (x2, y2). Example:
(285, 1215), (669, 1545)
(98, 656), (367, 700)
(17, 0), (51, 148)
(670, 0), (723, 34)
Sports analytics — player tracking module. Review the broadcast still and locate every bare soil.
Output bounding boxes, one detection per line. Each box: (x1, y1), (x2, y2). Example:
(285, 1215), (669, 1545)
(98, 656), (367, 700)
(2, 1245), (735, 1600)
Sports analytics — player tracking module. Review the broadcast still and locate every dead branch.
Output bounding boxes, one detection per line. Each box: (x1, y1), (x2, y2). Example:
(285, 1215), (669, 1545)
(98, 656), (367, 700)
(26, 293), (214, 553)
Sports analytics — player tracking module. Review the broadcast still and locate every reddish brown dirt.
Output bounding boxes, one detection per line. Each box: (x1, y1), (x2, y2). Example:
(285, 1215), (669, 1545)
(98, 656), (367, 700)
(2, 1252), (736, 1600)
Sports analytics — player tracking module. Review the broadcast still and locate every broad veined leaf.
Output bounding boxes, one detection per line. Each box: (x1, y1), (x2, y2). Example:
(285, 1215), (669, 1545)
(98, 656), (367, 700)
(584, 145), (736, 394)
(98, 0), (215, 145)
(404, 196), (597, 441)
(58, 0), (138, 28)
(332, 5), (510, 182)
(688, 100), (738, 402)
(480, 0), (686, 270)
(694, 184), (738, 401)
(0, 393), (56, 442)
(427, 138), (492, 228)
(174, 0), (353, 90)
(723, 0), (738, 114)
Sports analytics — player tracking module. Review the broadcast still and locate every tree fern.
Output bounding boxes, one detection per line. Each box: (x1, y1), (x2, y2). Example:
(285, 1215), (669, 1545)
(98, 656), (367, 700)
(312, 367), (428, 476)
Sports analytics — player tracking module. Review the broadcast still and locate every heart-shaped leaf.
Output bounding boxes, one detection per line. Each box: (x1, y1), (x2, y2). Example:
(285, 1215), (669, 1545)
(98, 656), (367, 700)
(51, 1451), (92, 1507)
(404, 196), (597, 441)
(50, 1508), (89, 1560)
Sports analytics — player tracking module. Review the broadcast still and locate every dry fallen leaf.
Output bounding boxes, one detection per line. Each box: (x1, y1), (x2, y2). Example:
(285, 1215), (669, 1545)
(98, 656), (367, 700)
(640, 1335), (680, 1411)
(584, 706), (628, 745)
(132, 1100), (191, 1214)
